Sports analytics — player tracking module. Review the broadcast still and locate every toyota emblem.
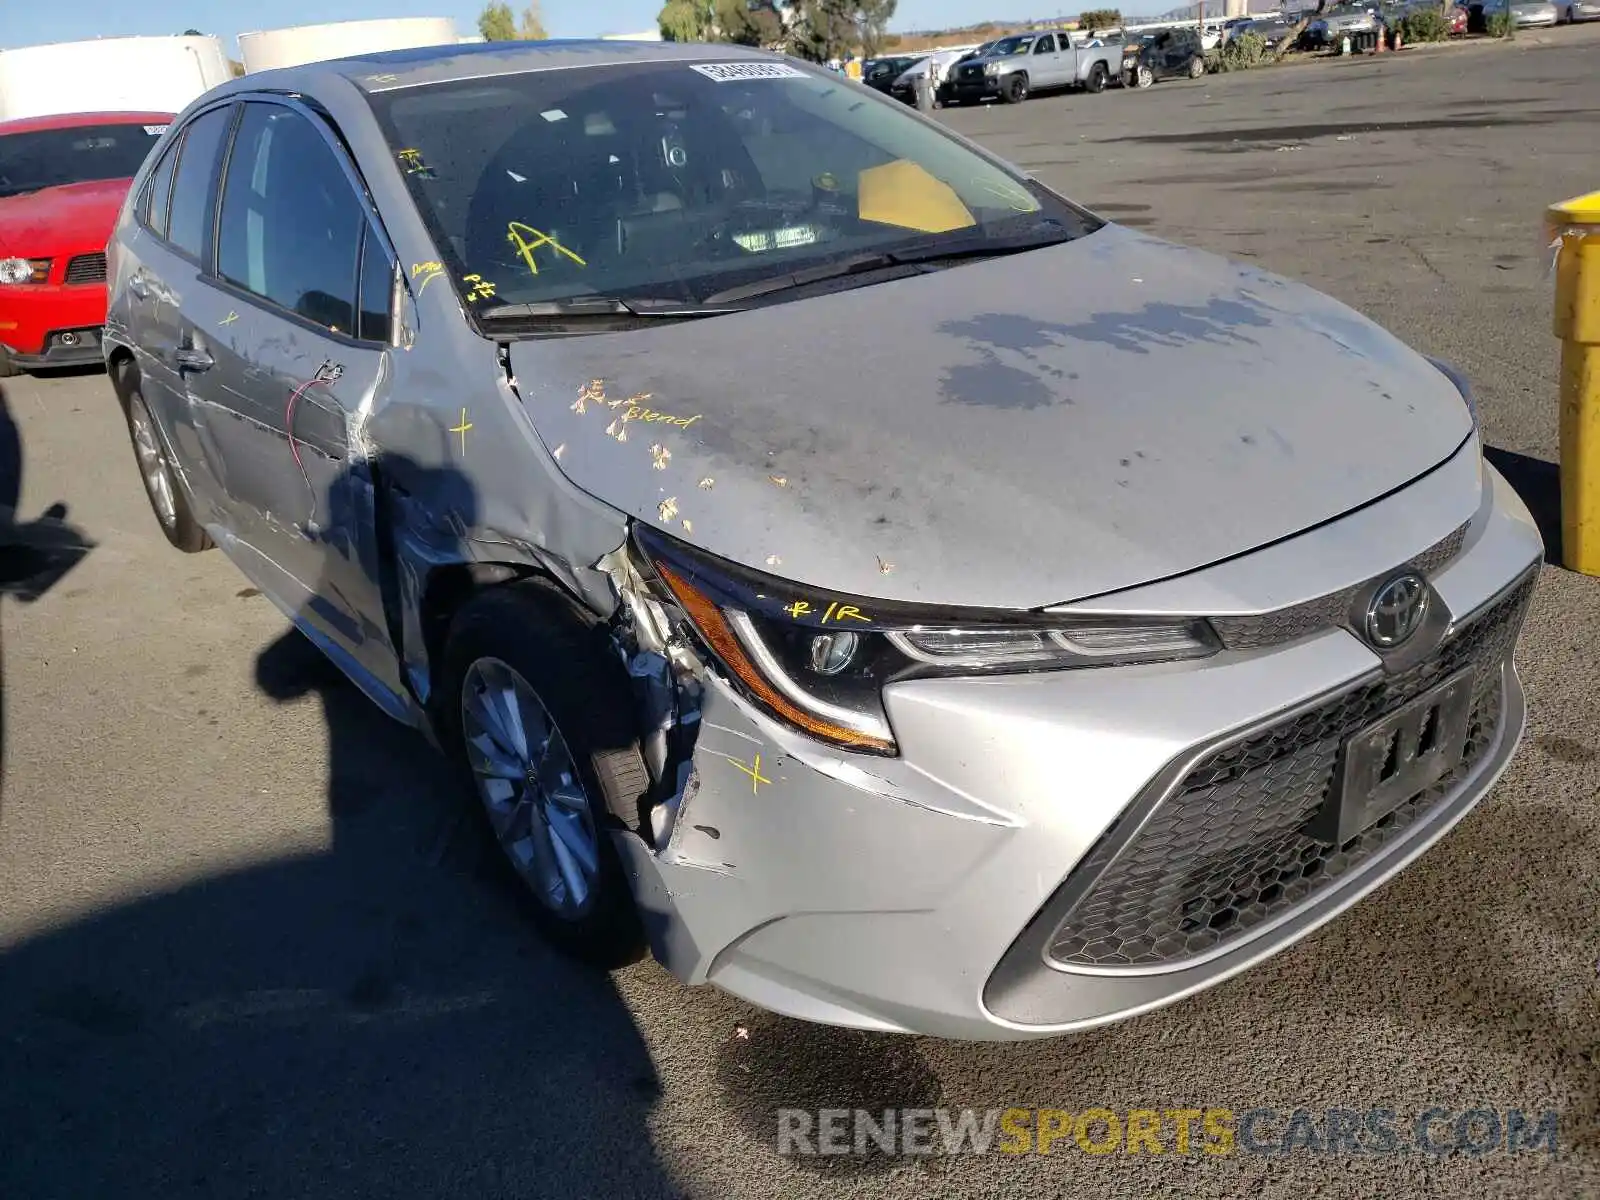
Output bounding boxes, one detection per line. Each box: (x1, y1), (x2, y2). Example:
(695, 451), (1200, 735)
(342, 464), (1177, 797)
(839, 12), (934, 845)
(1365, 573), (1429, 649)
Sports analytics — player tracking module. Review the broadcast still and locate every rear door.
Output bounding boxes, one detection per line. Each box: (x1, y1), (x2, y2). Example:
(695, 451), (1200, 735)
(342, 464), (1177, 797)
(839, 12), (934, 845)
(124, 102), (238, 518)
(195, 97), (408, 705)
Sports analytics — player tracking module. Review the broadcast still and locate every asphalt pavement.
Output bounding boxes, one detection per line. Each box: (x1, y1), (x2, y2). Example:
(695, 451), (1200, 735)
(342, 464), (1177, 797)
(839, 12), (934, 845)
(2, 28), (1598, 1200)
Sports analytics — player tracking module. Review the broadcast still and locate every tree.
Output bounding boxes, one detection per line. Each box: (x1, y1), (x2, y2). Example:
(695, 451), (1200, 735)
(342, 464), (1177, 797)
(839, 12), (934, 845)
(789, 0), (862, 61)
(182, 28), (205, 36)
(479, 1), (519, 40)
(857, 0), (897, 56)
(659, 0), (715, 41)
(519, 2), (548, 38)
(1077, 9), (1122, 31)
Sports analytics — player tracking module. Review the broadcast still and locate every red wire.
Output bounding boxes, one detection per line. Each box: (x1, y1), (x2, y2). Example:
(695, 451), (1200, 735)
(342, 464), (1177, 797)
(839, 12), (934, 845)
(285, 377), (329, 526)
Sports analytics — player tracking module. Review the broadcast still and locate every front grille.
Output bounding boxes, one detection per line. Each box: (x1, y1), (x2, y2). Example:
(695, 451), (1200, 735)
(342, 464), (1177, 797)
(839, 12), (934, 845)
(1046, 569), (1535, 971)
(64, 252), (107, 284)
(1210, 520), (1470, 651)
(961, 64), (983, 79)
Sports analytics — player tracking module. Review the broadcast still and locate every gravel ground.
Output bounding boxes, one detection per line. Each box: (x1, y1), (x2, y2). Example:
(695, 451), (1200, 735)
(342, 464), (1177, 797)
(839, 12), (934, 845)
(2, 27), (1597, 1200)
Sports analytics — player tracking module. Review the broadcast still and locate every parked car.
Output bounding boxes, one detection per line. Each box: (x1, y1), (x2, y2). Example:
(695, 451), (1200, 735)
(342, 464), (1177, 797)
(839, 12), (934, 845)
(887, 46), (972, 105)
(0, 111), (170, 376)
(105, 40), (1541, 1042)
(1302, 3), (1383, 46)
(1472, 0), (1561, 24)
(1127, 26), (1208, 86)
(1231, 15), (1296, 45)
(943, 30), (1123, 104)
(935, 40), (998, 105)
(861, 53), (926, 94)
(1562, 0), (1600, 19)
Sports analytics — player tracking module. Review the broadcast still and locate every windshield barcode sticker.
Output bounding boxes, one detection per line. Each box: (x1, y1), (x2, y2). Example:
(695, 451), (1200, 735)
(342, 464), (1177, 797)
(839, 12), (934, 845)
(690, 62), (806, 82)
(144, 125), (170, 135)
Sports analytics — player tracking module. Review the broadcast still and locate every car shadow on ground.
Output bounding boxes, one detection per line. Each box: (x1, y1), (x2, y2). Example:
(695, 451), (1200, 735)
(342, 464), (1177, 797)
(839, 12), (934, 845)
(0, 453), (682, 1199)
(1486, 445), (1562, 564)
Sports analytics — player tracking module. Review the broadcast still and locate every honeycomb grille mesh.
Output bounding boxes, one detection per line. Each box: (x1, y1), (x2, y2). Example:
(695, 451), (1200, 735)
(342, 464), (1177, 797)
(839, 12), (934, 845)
(64, 252), (107, 285)
(1047, 571), (1535, 970)
(1211, 522), (1470, 650)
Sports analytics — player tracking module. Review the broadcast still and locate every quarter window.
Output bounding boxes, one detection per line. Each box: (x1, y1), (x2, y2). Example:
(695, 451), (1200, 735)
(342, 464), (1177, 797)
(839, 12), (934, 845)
(217, 103), (364, 335)
(141, 140), (179, 239)
(357, 228), (395, 343)
(166, 105), (234, 261)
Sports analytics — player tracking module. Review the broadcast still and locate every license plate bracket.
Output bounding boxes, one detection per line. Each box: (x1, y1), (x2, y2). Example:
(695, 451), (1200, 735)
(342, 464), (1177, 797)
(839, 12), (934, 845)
(1313, 668), (1476, 846)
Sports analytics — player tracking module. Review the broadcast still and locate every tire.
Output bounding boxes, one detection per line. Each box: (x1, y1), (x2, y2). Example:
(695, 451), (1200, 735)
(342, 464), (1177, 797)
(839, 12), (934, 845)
(1135, 64), (1155, 88)
(1001, 72), (1028, 103)
(121, 372), (211, 552)
(440, 581), (649, 968)
(1086, 62), (1109, 93)
(1188, 55), (1206, 78)
(0, 346), (18, 378)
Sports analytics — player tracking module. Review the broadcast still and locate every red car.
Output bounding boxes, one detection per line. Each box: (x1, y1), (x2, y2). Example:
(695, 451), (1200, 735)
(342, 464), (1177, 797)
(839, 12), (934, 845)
(0, 111), (171, 377)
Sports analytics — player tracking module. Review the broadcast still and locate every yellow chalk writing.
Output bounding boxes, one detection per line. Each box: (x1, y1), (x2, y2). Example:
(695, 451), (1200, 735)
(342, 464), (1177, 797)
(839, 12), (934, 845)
(397, 148), (425, 173)
(412, 260), (445, 294)
(784, 601), (812, 619)
(507, 222), (587, 275)
(462, 273), (497, 302)
(622, 402), (701, 429)
(725, 753), (772, 795)
(449, 407), (473, 454)
(822, 602), (872, 625)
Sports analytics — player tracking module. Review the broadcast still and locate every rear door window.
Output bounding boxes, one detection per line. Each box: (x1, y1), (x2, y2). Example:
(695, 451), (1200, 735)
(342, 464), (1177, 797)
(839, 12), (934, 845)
(217, 102), (365, 335)
(140, 139), (180, 238)
(166, 105), (234, 262)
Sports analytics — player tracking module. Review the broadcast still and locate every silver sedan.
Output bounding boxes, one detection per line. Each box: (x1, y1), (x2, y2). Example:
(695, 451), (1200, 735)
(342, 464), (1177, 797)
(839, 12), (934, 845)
(102, 40), (1542, 1041)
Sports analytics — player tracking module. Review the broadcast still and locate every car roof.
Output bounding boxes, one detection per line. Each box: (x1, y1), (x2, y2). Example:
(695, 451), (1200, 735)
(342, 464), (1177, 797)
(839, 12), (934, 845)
(0, 110), (175, 136)
(235, 37), (781, 96)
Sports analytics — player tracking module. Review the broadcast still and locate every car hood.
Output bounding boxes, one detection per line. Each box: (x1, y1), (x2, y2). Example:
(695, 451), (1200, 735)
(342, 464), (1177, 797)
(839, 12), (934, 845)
(0, 177), (130, 258)
(507, 224), (1472, 610)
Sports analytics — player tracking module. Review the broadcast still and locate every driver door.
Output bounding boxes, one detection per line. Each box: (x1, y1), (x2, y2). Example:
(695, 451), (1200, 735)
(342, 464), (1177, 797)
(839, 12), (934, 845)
(1030, 33), (1064, 88)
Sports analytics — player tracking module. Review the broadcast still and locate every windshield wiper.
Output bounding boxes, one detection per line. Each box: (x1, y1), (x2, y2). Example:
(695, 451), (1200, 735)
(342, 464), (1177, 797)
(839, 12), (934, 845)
(477, 296), (735, 322)
(701, 222), (1076, 306)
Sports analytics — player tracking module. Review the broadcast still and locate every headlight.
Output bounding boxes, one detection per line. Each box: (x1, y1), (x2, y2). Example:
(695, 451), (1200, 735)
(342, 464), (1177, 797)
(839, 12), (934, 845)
(0, 257), (49, 284)
(984, 61), (1002, 75)
(633, 527), (1219, 756)
(1426, 356), (1479, 432)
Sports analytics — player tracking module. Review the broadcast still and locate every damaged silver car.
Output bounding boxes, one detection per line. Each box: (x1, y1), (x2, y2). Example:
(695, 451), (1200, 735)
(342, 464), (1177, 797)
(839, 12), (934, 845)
(102, 40), (1543, 1041)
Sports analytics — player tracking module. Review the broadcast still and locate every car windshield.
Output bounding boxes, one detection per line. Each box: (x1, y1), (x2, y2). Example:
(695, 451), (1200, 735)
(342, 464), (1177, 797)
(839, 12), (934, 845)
(988, 36), (1036, 55)
(0, 121), (166, 199)
(364, 60), (1094, 311)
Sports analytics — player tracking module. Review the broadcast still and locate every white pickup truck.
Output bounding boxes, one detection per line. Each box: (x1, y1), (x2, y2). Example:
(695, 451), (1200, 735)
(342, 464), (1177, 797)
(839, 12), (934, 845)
(941, 29), (1124, 105)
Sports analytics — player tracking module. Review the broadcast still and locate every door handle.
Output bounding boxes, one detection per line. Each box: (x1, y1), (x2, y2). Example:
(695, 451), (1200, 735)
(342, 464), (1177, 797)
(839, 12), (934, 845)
(127, 273), (149, 299)
(175, 347), (214, 374)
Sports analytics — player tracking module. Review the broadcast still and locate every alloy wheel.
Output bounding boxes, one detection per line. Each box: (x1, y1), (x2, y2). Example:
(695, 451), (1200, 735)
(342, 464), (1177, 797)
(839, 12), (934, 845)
(460, 656), (601, 918)
(128, 395), (177, 529)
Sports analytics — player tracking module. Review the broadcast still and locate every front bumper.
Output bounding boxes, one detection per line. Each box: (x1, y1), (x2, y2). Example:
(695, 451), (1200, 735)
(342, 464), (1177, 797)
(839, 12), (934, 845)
(618, 443), (1542, 1040)
(947, 74), (1004, 100)
(0, 281), (108, 365)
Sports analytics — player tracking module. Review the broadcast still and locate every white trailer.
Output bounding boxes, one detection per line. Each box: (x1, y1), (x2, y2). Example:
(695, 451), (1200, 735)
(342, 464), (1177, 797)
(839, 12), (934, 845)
(239, 18), (459, 73)
(0, 36), (231, 123)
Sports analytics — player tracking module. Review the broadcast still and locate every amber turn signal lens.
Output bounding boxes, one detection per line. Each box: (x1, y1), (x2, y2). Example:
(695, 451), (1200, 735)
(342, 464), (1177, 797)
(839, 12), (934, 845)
(655, 560), (895, 753)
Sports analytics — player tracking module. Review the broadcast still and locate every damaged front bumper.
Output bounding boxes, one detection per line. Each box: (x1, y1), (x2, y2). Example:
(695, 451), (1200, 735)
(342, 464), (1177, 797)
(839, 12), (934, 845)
(611, 455), (1542, 1041)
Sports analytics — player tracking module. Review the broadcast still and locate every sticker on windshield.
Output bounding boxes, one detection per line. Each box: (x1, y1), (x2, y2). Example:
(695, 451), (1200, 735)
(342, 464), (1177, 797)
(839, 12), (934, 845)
(690, 62), (807, 82)
(143, 124), (169, 135)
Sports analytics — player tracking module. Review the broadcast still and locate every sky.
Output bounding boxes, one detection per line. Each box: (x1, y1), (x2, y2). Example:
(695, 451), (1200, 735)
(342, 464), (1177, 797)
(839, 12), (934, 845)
(2, 1), (1025, 55)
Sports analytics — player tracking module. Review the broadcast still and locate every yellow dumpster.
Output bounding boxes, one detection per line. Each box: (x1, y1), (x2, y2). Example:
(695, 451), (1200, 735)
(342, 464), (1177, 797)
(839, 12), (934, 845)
(1548, 190), (1600, 575)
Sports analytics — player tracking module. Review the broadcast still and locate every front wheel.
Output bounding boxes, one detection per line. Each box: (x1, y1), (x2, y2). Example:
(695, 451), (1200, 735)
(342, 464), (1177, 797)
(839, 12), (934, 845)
(1086, 62), (1109, 93)
(1001, 72), (1029, 103)
(1188, 55), (1207, 78)
(1134, 64), (1155, 88)
(441, 582), (649, 968)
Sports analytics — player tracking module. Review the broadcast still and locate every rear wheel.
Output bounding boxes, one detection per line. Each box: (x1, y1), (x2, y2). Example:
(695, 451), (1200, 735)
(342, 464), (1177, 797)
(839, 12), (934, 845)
(440, 582), (649, 968)
(123, 379), (211, 552)
(1002, 72), (1029, 103)
(1188, 54), (1207, 78)
(1086, 62), (1109, 92)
